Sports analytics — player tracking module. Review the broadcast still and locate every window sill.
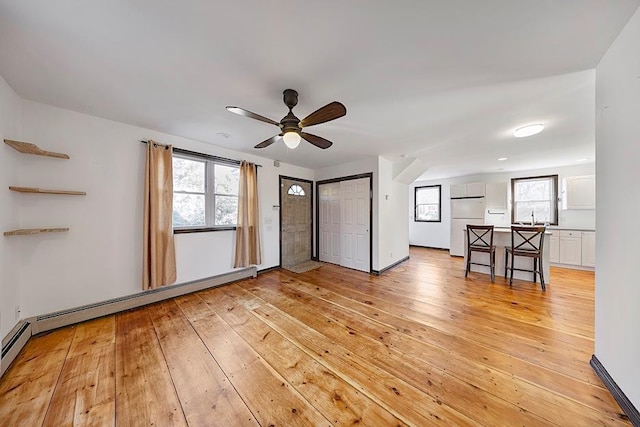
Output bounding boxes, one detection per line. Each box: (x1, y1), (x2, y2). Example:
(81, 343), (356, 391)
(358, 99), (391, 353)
(174, 226), (236, 234)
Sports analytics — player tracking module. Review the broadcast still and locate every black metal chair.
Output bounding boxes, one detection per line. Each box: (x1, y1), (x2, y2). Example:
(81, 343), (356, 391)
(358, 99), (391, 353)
(504, 226), (547, 291)
(465, 225), (496, 282)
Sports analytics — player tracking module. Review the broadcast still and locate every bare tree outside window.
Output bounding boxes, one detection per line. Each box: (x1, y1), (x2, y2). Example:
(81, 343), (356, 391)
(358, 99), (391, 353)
(415, 185), (441, 222)
(511, 175), (558, 225)
(172, 155), (239, 229)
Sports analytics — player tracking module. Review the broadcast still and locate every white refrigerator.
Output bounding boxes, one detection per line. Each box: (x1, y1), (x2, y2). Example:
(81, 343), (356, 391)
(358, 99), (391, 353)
(450, 197), (485, 256)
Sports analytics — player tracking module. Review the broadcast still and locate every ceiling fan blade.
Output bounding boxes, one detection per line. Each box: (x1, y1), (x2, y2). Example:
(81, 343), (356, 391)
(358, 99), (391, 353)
(299, 102), (346, 128)
(226, 106), (280, 126)
(300, 132), (333, 149)
(254, 134), (282, 149)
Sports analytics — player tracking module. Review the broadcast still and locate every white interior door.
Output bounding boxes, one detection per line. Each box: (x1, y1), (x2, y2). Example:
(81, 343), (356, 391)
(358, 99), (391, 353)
(340, 178), (370, 272)
(319, 182), (341, 265)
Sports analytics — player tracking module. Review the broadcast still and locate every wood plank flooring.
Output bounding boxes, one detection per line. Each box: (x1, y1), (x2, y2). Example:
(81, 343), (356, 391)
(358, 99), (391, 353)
(0, 247), (631, 426)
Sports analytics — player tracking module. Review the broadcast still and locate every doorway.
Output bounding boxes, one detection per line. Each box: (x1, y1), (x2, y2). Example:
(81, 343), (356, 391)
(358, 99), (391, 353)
(317, 174), (372, 273)
(279, 176), (313, 268)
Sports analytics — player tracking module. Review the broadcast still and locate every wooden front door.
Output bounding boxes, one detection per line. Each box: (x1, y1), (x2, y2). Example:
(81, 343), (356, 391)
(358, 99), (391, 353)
(280, 177), (312, 267)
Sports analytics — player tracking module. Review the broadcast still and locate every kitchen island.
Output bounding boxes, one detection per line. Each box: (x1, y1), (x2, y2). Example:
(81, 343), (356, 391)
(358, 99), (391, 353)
(463, 227), (551, 285)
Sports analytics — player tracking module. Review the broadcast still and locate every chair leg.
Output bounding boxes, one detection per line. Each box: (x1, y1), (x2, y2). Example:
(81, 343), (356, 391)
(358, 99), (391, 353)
(533, 258), (537, 283)
(509, 252), (514, 286)
(538, 256), (546, 291)
(490, 250), (495, 282)
(465, 249), (470, 278)
(504, 250), (508, 279)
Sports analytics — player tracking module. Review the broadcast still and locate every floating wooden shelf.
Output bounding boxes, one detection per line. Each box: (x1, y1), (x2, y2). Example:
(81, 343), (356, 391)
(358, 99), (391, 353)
(9, 186), (86, 196)
(4, 139), (69, 159)
(4, 228), (69, 237)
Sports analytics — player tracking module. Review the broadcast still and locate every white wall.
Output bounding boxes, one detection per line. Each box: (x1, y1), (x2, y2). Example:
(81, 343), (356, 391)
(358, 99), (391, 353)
(595, 6), (640, 409)
(409, 163), (596, 249)
(378, 157), (410, 270)
(0, 75), (23, 340)
(15, 100), (313, 319)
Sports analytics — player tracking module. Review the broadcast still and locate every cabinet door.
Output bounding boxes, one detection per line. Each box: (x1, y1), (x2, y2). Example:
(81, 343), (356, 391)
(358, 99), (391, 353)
(563, 175), (595, 209)
(581, 232), (596, 267)
(549, 234), (560, 263)
(465, 182), (486, 197)
(485, 182), (507, 209)
(450, 184), (466, 198)
(559, 237), (582, 265)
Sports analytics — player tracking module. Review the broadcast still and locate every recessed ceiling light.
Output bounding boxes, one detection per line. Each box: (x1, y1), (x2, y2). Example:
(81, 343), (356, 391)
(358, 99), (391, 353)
(576, 158), (588, 162)
(497, 157), (508, 161)
(513, 123), (544, 138)
(216, 132), (231, 139)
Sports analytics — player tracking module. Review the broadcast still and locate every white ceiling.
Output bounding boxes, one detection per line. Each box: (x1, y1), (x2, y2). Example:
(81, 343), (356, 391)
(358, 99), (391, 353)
(1, 1), (638, 180)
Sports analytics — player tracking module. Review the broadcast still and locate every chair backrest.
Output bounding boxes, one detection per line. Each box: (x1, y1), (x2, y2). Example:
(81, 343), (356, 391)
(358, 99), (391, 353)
(467, 224), (494, 248)
(510, 226), (546, 252)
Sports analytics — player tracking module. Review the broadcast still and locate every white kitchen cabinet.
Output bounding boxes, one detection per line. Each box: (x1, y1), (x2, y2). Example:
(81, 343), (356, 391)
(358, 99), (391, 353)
(485, 182), (508, 209)
(581, 232), (596, 267)
(549, 232), (560, 263)
(561, 175), (595, 210)
(559, 230), (582, 265)
(450, 182), (485, 198)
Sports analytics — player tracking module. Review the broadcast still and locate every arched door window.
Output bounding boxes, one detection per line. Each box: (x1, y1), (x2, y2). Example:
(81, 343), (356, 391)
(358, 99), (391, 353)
(287, 184), (306, 196)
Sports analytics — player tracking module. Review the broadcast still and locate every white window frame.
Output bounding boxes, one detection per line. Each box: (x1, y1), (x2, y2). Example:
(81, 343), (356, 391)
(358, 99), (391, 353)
(172, 153), (239, 231)
(511, 174), (558, 225)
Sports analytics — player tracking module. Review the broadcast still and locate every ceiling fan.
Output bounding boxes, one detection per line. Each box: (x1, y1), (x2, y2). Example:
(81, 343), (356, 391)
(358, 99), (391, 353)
(226, 89), (346, 150)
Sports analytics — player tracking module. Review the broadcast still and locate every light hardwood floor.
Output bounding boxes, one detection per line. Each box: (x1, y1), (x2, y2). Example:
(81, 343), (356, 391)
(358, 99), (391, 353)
(0, 247), (630, 426)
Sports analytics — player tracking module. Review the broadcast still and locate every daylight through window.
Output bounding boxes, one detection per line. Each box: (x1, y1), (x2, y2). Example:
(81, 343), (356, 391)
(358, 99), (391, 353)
(287, 184), (306, 196)
(172, 154), (239, 229)
(511, 175), (558, 225)
(415, 185), (441, 222)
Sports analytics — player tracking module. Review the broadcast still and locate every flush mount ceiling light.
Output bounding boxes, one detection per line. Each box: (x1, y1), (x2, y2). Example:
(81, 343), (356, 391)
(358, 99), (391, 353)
(514, 123), (544, 138)
(497, 157), (508, 161)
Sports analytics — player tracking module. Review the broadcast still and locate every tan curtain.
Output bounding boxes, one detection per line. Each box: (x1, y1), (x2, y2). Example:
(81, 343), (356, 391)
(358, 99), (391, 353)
(143, 140), (177, 289)
(234, 161), (262, 267)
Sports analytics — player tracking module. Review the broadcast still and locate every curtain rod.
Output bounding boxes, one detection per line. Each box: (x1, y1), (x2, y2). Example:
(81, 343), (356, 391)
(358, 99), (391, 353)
(140, 140), (261, 167)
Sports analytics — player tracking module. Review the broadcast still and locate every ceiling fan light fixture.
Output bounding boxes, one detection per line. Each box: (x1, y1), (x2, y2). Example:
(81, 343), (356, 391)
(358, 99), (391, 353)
(282, 131), (301, 149)
(513, 123), (544, 138)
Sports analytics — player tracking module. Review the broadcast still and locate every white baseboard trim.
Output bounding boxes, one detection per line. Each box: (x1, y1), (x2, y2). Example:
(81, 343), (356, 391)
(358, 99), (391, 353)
(1, 267), (256, 378)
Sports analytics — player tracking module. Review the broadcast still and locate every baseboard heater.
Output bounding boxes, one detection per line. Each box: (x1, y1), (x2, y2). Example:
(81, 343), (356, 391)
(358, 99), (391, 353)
(1, 322), (31, 376)
(1, 267), (256, 377)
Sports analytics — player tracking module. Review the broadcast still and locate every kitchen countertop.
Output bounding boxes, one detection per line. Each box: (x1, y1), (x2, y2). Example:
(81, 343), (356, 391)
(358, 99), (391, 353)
(545, 226), (596, 232)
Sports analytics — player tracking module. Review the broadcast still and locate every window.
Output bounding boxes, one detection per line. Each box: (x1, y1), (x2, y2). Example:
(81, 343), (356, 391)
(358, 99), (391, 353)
(287, 184), (306, 196)
(415, 185), (441, 222)
(511, 175), (558, 225)
(172, 154), (239, 230)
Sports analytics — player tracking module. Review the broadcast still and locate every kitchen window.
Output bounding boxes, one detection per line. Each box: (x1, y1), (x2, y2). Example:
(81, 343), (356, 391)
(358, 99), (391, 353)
(511, 175), (558, 225)
(415, 185), (441, 222)
(172, 153), (239, 231)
